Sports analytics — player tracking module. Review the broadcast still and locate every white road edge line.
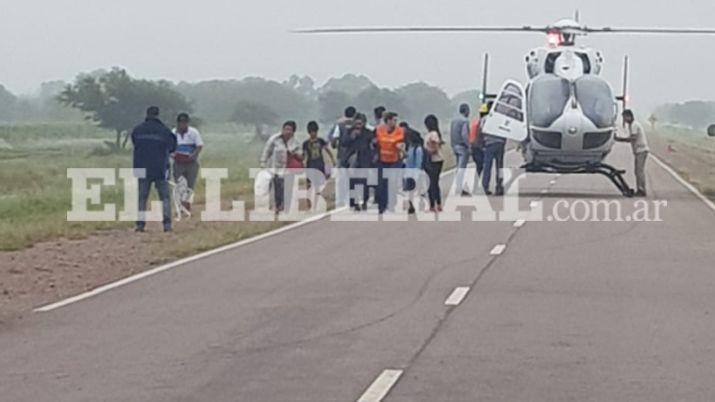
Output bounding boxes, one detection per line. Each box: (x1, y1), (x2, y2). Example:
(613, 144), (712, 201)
(513, 219), (526, 228)
(445, 287), (471, 306)
(36, 167), (465, 313)
(490, 244), (507, 256)
(35, 208), (346, 313)
(357, 369), (404, 402)
(651, 155), (715, 213)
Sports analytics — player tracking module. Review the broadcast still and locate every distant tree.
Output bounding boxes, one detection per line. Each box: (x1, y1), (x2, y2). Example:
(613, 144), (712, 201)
(177, 77), (315, 125)
(353, 86), (406, 118)
(232, 101), (279, 141)
(451, 90), (482, 111)
(60, 68), (192, 149)
(396, 82), (452, 124)
(284, 75), (318, 100)
(318, 91), (353, 123)
(320, 74), (376, 97)
(0, 85), (17, 121)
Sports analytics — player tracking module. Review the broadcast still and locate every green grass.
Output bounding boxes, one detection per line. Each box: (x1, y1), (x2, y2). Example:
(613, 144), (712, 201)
(0, 121), (457, 252)
(0, 122), (268, 251)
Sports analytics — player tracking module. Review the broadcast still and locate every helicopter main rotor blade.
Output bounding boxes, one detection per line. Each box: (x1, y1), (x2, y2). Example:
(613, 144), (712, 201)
(293, 26), (548, 34)
(586, 27), (715, 34)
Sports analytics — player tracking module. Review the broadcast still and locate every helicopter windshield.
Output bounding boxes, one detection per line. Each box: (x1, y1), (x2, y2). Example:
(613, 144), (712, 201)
(574, 76), (615, 129)
(529, 75), (570, 128)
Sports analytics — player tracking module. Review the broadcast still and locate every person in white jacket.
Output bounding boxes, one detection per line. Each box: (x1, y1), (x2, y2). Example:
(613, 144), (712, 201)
(260, 121), (302, 211)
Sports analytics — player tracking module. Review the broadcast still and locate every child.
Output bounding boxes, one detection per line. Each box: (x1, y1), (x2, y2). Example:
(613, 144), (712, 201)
(302, 121), (336, 191)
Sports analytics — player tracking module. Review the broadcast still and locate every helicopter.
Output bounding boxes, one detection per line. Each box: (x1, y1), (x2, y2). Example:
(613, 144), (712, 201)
(296, 14), (715, 196)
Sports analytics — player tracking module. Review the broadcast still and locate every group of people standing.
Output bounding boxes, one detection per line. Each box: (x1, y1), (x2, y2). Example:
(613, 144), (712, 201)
(130, 103), (650, 232)
(259, 101), (510, 215)
(260, 106), (449, 214)
(450, 102), (506, 197)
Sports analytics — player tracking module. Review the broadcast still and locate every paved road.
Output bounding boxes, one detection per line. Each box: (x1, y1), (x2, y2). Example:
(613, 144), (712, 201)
(1, 147), (714, 401)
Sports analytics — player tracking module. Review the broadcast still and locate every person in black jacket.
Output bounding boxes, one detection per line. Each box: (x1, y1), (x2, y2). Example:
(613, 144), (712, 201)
(343, 113), (375, 211)
(131, 106), (177, 232)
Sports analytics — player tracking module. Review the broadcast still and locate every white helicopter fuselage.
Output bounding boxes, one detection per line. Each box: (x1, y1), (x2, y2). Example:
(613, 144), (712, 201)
(484, 44), (620, 168)
(524, 46), (618, 167)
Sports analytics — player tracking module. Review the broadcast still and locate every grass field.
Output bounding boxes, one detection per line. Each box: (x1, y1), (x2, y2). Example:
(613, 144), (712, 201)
(649, 125), (715, 198)
(0, 122), (279, 253)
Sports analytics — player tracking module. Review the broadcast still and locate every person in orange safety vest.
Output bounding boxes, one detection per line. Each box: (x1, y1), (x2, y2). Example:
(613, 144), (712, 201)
(375, 112), (405, 214)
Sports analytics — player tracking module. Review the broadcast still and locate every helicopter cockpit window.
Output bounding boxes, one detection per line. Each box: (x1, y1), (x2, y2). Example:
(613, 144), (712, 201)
(577, 53), (592, 74)
(498, 92), (523, 110)
(529, 75), (570, 128)
(574, 76), (615, 129)
(544, 52), (562, 74)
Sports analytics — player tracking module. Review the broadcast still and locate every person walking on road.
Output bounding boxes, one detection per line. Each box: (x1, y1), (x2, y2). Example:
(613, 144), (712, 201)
(132, 106), (177, 233)
(329, 106), (357, 168)
(470, 103), (490, 178)
(260, 121), (302, 213)
(424, 114), (445, 212)
(402, 122), (424, 215)
(375, 112), (405, 214)
(616, 109), (650, 197)
(303, 121), (335, 193)
(481, 130), (507, 196)
(343, 113), (375, 211)
(450, 104), (471, 196)
(172, 113), (203, 212)
(303, 121), (335, 178)
(330, 107), (357, 207)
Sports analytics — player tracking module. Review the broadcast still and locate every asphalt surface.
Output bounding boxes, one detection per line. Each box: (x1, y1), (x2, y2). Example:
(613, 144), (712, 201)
(1, 146), (714, 402)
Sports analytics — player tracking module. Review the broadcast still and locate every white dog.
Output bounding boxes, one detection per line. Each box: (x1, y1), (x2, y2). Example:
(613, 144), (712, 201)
(171, 176), (193, 221)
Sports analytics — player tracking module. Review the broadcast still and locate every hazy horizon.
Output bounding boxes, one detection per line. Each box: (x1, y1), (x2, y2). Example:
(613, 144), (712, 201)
(2, 0), (715, 112)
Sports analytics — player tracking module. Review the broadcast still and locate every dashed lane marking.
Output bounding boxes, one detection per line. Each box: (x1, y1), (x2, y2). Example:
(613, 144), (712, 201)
(445, 287), (471, 306)
(490, 244), (507, 256)
(357, 369), (403, 402)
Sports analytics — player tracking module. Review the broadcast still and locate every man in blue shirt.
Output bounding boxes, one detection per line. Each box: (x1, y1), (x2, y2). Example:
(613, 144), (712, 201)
(131, 106), (177, 232)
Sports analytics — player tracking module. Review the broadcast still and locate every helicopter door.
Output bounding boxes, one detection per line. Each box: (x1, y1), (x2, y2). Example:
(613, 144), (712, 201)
(482, 80), (528, 142)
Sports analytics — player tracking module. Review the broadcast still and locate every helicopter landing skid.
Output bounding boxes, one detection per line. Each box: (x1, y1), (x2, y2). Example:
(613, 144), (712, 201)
(522, 162), (634, 197)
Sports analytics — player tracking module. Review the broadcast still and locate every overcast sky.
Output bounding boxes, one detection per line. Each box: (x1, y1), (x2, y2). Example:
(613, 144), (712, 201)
(1, 0), (714, 111)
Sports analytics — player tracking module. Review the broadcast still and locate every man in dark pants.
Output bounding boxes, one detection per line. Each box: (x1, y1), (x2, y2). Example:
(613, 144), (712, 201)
(375, 112), (405, 214)
(131, 106), (177, 232)
(481, 132), (506, 196)
(343, 114), (375, 211)
(471, 102), (492, 178)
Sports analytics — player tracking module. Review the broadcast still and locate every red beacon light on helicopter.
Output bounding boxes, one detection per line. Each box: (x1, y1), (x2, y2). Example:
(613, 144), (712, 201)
(546, 30), (563, 47)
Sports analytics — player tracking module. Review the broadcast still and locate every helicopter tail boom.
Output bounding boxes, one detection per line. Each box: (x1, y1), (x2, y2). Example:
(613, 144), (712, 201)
(616, 55), (630, 110)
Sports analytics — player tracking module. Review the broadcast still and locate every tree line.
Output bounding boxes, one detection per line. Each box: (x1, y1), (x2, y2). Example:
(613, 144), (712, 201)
(3, 68), (714, 151)
(0, 69), (480, 150)
(652, 101), (715, 130)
